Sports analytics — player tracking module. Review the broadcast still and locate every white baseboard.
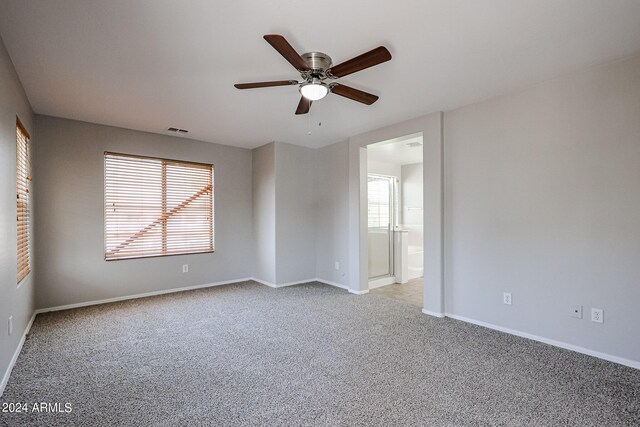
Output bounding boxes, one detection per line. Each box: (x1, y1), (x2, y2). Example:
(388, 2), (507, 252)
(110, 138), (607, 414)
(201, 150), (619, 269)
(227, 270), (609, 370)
(35, 276), (353, 314)
(314, 278), (349, 291)
(253, 277), (357, 293)
(293, 278), (366, 295)
(35, 277), (254, 314)
(257, 277), (362, 294)
(250, 277), (318, 288)
(445, 313), (640, 370)
(249, 277), (278, 288)
(368, 276), (396, 289)
(422, 309), (445, 318)
(1, 312), (36, 397)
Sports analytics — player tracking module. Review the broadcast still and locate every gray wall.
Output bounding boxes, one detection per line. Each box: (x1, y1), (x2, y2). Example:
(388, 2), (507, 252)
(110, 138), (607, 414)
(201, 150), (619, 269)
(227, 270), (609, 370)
(315, 141), (350, 287)
(0, 35), (34, 390)
(275, 142), (317, 284)
(252, 141), (318, 285)
(34, 116), (254, 308)
(252, 142), (276, 284)
(401, 163), (423, 248)
(444, 54), (640, 362)
(401, 163), (423, 226)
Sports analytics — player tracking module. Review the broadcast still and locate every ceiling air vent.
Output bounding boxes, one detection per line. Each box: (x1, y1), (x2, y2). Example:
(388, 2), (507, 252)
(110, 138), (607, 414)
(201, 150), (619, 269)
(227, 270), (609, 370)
(167, 127), (189, 133)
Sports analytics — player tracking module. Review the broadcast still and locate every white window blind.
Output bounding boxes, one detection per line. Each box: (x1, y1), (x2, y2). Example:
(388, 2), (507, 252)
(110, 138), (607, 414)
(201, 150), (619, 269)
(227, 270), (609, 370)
(16, 120), (31, 283)
(105, 152), (214, 261)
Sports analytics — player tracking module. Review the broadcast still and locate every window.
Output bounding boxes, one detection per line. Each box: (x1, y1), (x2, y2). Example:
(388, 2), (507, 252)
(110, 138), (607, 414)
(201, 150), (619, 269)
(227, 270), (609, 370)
(368, 174), (398, 229)
(16, 119), (31, 283)
(104, 152), (214, 261)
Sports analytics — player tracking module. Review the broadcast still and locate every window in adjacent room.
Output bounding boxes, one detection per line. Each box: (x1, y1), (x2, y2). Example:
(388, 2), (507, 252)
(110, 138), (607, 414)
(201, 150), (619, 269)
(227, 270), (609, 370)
(16, 119), (31, 283)
(104, 152), (214, 261)
(367, 174), (398, 229)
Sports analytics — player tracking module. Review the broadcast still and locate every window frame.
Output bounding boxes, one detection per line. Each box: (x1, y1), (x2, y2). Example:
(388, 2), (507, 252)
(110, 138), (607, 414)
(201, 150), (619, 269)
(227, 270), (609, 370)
(103, 151), (215, 261)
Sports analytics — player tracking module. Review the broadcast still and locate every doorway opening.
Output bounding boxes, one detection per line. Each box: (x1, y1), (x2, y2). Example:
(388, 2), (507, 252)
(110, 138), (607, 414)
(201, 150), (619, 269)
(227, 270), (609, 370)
(366, 133), (424, 307)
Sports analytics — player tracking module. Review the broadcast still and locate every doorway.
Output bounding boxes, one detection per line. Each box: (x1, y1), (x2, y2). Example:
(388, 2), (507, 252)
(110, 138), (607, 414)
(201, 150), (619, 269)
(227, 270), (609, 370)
(366, 133), (424, 304)
(349, 112), (444, 314)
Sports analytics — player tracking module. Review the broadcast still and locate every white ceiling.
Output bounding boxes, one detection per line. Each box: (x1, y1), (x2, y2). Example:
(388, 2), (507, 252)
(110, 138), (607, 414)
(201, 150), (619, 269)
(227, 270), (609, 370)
(1, 1), (640, 149)
(368, 134), (423, 166)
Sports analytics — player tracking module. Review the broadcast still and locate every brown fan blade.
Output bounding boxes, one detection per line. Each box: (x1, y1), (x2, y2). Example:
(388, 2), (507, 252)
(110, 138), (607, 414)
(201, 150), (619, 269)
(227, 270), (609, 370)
(234, 80), (298, 89)
(330, 84), (379, 105)
(328, 46), (391, 78)
(295, 96), (312, 115)
(263, 34), (310, 72)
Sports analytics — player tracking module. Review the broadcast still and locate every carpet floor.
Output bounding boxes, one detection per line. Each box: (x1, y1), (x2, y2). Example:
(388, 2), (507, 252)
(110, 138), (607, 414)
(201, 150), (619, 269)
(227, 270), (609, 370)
(1, 281), (638, 426)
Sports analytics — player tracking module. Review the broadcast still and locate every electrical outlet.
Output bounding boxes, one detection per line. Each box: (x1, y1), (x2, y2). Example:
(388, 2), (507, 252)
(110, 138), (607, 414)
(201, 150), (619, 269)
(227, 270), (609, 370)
(591, 308), (603, 323)
(503, 292), (512, 305)
(182, 264), (189, 273)
(8, 316), (13, 336)
(334, 261), (340, 271)
(570, 305), (583, 319)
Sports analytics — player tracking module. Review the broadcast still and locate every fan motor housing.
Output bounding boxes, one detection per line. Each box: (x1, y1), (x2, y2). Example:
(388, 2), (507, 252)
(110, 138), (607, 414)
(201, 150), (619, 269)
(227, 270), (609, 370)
(302, 52), (332, 72)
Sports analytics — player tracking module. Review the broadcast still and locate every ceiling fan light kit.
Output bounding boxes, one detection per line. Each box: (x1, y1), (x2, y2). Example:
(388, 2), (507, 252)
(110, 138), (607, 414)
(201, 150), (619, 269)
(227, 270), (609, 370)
(300, 80), (329, 101)
(234, 34), (392, 114)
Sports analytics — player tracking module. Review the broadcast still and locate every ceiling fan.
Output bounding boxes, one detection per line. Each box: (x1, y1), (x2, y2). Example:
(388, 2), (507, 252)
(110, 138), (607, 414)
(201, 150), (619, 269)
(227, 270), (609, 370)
(234, 34), (392, 115)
